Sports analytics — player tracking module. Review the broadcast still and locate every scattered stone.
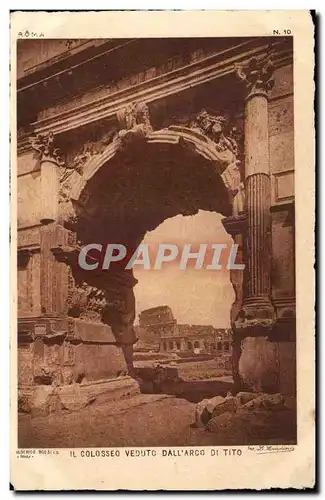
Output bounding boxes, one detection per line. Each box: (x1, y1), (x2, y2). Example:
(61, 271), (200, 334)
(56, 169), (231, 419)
(236, 391), (259, 406)
(33, 365), (56, 385)
(242, 397), (264, 410)
(29, 386), (61, 417)
(205, 396), (225, 414)
(207, 411), (234, 433)
(195, 395), (235, 428)
(262, 393), (285, 411)
(195, 399), (211, 428)
(242, 392), (286, 411)
(59, 384), (93, 411)
(211, 395), (238, 417)
(195, 390), (291, 431)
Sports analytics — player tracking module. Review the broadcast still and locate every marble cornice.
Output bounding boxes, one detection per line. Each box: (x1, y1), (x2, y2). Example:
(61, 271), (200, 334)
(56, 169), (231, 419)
(18, 39), (292, 151)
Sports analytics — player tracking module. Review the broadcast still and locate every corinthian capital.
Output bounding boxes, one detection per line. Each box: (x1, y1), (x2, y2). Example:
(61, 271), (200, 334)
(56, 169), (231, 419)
(236, 51), (275, 97)
(30, 131), (65, 166)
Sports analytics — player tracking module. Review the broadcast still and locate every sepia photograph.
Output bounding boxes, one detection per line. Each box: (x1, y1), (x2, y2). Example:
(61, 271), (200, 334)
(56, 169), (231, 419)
(11, 10), (315, 491)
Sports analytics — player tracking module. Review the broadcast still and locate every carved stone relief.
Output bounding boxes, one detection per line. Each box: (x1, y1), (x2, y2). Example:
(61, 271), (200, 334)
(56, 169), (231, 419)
(187, 110), (245, 213)
(116, 101), (153, 145)
(236, 50), (275, 96)
(30, 131), (65, 167)
(36, 104), (245, 349)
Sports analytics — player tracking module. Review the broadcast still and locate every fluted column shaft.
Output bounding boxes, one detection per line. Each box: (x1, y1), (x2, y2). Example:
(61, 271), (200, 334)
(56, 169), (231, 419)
(245, 172), (271, 300)
(233, 52), (276, 331)
(244, 90), (273, 315)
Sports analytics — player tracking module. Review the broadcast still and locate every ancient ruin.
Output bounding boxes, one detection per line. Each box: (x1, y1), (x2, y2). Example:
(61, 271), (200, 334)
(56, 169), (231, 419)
(17, 37), (295, 412)
(137, 305), (232, 357)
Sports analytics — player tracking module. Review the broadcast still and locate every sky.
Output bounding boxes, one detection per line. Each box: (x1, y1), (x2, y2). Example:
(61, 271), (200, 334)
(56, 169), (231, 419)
(133, 210), (234, 327)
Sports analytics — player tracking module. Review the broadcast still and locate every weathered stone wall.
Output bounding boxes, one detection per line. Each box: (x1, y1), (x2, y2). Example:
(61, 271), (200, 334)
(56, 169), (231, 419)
(16, 38), (295, 399)
(18, 343), (33, 386)
(17, 151), (42, 317)
(17, 39), (92, 79)
(18, 252), (41, 316)
(75, 344), (127, 381)
(238, 63), (296, 395)
(269, 65), (295, 301)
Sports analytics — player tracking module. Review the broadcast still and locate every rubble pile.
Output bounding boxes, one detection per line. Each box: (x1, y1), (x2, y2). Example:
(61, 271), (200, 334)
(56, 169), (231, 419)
(195, 391), (295, 432)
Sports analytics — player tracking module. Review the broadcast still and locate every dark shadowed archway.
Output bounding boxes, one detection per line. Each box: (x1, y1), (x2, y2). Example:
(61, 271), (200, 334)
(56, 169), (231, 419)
(59, 109), (243, 374)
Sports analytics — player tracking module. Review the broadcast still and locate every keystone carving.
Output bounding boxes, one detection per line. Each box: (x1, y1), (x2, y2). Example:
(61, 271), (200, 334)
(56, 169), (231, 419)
(117, 102), (153, 144)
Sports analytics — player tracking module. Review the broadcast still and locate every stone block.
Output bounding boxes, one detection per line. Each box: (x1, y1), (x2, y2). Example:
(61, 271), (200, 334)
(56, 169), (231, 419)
(33, 364), (60, 385)
(205, 395), (225, 414)
(236, 391), (258, 405)
(260, 393), (285, 411)
(75, 343), (127, 382)
(211, 396), (238, 417)
(59, 384), (93, 411)
(195, 399), (212, 428)
(242, 397), (265, 410)
(29, 386), (62, 418)
(206, 411), (234, 434)
(18, 344), (33, 386)
(238, 337), (280, 393)
(73, 318), (117, 343)
(18, 172), (42, 228)
(242, 393), (285, 411)
(194, 395), (238, 428)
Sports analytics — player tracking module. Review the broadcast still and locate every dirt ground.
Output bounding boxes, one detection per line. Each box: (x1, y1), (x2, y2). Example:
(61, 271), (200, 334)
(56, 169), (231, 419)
(177, 359), (232, 381)
(18, 377), (296, 448)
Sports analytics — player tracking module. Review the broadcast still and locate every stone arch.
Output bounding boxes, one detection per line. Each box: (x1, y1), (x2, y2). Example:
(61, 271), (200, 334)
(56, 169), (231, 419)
(61, 107), (245, 225)
(57, 106), (245, 375)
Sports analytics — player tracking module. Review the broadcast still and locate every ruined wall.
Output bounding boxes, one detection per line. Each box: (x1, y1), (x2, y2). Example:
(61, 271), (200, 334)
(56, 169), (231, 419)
(270, 63), (296, 396)
(239, 62), (296, 396)
(16, 38), (295, 398)
(17, 152), (42, 317)
(269, 64), (295, 306)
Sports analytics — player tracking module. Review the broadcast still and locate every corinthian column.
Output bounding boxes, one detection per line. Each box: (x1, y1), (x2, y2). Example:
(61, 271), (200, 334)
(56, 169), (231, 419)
(30, 131), (64, 224)
(30, 132), (67, 316)
(236, 52), (275, 331)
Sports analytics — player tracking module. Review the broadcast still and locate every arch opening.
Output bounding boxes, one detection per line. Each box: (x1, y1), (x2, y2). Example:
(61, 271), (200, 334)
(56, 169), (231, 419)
(63, 131), (240, 375)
